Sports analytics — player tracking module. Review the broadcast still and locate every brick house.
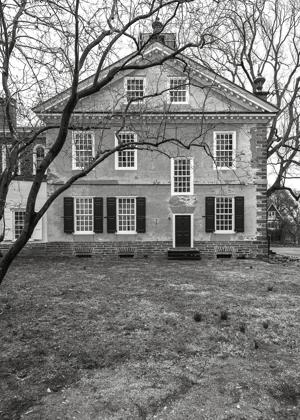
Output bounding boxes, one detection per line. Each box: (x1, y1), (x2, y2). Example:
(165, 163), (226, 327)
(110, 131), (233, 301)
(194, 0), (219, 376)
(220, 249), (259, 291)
(0, 98), (47, 244)
(32, 29), (277, 259)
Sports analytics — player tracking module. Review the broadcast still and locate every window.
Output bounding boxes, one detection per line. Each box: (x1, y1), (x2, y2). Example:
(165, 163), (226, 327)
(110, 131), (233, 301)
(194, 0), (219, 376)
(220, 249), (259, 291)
(214, 132), (236, 169)
(117, 197), (136, 233)
(215, 197), (234, 232)
(72, 131), (94, 170)
(268, 210), (276, 220)
(115, 131), (137, 170)
(14, 210), (25, 239)
(33, 145), (45, 174)
(171, 157), (194, 195)
(74, 197), (93, 233)
(168, 78), (188, 103)
(125, 77), (145, 102)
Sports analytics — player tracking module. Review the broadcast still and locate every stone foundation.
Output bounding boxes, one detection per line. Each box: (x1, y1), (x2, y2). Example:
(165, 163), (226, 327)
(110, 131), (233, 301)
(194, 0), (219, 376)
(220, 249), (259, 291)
(0, 240), (268, 259)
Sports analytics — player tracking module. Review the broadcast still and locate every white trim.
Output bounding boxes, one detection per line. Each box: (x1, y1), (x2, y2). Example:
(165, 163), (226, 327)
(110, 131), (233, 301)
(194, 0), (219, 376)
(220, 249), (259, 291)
(167, 77), (189, 104)
(124, 76), (146, 104)
(114, 131), (137, 170)
(172, 213), (194, 248)
(213, 131), (236, 170)
(116, 196), (137, 234)
(71, 130), (95, 170)
(32, 144), (46, 175)
(214, 196), (235, 233)
(170, 157), (194, 195)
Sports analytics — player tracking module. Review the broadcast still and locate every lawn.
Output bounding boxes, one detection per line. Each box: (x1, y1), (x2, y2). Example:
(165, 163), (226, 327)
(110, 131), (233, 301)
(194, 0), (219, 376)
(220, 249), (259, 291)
(0, 257), (299, 420)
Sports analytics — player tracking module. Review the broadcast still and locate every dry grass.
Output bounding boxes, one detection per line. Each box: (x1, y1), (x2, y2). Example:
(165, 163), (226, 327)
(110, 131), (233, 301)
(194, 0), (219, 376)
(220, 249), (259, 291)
(0, 257), (299, 419)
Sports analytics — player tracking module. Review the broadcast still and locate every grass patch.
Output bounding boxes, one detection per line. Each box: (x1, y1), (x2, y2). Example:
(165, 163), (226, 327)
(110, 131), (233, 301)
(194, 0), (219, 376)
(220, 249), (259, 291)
(0, 257), (300, 419)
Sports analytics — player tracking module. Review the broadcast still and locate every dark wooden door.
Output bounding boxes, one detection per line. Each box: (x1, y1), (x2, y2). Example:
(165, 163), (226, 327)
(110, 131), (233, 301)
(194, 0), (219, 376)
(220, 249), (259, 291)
(175, 215), (191, 247)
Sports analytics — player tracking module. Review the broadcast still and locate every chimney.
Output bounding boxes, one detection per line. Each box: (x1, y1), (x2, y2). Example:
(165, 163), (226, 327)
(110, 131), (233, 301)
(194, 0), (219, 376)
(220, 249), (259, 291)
(253, 74), (268, 101)
(138, 17), (177, 49)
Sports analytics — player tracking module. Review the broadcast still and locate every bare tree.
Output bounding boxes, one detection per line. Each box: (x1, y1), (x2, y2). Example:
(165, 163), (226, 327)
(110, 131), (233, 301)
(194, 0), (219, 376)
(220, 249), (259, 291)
(195, 0), (300, 201)
(270, 190), (300, 244)
(0, 0), (227, 283)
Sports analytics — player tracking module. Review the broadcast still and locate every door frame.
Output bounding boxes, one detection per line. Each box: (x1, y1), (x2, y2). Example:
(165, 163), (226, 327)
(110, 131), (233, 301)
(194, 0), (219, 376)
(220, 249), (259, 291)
(172, 213), (194, 248)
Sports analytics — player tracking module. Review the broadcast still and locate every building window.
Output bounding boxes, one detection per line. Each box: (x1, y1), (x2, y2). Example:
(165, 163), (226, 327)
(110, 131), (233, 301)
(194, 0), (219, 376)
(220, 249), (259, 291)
(14, 210), (25, 239)
(168, 78), (188, 103)
(125, 77), (145, 102)
(268, 210), (276, 220)
(214, 132), (236, 169)
(72, 131), (94, 170)
(115, 131), (137, 170)
(33, 145), (45, 174)
(215, 197), (234, 232)
(171, 157), (194, 195)
(74, 197), (93, 233)
(117, 197), (136, 233)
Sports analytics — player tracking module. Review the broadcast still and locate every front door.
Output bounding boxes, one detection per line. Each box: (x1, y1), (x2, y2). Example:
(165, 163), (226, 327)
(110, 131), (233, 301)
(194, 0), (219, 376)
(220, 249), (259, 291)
(175, 215), (191, 247)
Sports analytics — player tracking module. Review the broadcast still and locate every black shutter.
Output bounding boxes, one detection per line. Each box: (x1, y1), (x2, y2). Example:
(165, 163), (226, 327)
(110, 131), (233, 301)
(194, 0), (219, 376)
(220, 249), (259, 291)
(136, 197), (146, 233)
(64, 197), (74, 233)
(235, 196), (244, 232)
(205, 197), (215, 232)
(107, 197), (116, 233)
(93, 197), (103, 233)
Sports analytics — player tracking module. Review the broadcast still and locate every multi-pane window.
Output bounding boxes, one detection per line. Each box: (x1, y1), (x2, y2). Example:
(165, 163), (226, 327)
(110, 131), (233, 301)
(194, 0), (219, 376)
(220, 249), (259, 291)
(214, 132), (236, 169)
(14, 210), (25, 239)
(171, 157), (193, 195)
(75, 198), (93, 233)
(125, 78), (145, 102)
(72, 131), (94, 170)
(117, 197), (136, 233)
(115, 131), (137, 170)
(169, 78), (188, 103)
(215, 197), (234, 232)
(268, 210), (276, 220)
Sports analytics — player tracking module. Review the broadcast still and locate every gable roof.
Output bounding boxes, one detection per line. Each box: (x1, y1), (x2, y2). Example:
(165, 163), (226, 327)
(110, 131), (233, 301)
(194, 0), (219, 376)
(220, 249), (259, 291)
(33, 40), (278, 116)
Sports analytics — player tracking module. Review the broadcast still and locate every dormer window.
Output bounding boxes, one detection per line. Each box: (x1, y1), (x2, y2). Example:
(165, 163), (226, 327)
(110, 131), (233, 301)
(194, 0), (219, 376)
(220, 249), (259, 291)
(168, 78), (188, 104)
(125, 77), (145, 103)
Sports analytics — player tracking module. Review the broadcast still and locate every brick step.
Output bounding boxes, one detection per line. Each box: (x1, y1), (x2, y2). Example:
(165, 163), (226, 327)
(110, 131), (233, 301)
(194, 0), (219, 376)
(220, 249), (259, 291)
(167, 248), (201, 260)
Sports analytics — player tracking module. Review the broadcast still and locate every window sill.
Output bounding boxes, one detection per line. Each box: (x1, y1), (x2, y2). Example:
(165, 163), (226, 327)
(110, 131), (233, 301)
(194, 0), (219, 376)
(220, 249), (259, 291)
(73, 232), (95, 235)
(171, 192), (194, 196)
(213, 167), (235, 171)
(115, 167), (137, 171)
(116, 231), (137, 235)
(214, 231), (236, 234)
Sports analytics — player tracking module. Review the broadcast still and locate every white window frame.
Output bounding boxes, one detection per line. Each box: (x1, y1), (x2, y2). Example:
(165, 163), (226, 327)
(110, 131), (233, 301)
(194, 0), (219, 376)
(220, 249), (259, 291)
(114, 131), (137, 170)
(2, 145), (7, 171)
(268, 210), (276, 220)
(171, 157), (194, 195)
(13, 208), (26, 240)
(213, 131), (236, 170)
(116, 196), (137, 234)
(74, 196), (94, 234)
(124, 77), (146, 103)
(168, 77), (189, 104)
(33, 144), (46, 175)
(215, 196), (235, 234)
(72, 131), (95, 170)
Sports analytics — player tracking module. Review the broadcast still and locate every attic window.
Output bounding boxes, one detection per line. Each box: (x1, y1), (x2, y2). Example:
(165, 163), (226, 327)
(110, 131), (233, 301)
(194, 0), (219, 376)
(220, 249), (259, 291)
(125, 77), (145, 103)
(168, 78), (188, 104)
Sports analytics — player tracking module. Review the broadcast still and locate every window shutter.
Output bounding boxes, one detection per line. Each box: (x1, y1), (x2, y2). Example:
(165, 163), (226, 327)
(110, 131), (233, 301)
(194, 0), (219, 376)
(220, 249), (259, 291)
(136, 197), (146, 233)
(107, 197), (116, 233)
(205, 197), (215, 232)
(235, 196), (244, 232)
(64, 197), (74, 233)
(93, 197), (103, 233)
